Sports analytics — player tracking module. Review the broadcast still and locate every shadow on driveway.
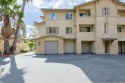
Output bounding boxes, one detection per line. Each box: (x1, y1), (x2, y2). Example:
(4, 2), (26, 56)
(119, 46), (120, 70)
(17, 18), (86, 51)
(0, 57), (25, 83)
(33, 54), (125, 83)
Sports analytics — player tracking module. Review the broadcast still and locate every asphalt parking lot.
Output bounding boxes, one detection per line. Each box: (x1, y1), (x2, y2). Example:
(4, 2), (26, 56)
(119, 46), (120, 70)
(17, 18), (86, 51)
(0, 52), (125, 83)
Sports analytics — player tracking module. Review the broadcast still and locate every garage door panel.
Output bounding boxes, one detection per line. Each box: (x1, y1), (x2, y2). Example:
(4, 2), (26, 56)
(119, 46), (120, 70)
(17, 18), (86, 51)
(45, 42), (58, 54)
(82, 42), (91, 54)
(64, 41), (75, 53)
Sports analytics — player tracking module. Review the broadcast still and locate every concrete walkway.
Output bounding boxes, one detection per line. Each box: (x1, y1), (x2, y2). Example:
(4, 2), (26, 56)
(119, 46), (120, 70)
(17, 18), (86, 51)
(0, 52), (125, 83)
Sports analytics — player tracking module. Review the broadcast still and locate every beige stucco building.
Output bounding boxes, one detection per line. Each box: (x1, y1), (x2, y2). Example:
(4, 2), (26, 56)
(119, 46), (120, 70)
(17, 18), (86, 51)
(33, 0), (125, 55)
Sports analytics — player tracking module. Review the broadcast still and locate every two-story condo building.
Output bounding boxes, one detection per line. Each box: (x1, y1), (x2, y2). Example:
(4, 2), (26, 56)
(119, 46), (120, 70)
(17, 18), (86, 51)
(33, 0), (125, 55)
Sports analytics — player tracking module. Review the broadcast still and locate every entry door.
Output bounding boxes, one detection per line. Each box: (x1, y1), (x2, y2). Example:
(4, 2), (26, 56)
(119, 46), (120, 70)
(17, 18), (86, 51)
(82, 42), (91, 54)
(45, 42), (58, 54)
(118, 42), (122, 54)
(64, 41), (75, 54)
(105, 41), (110, 53)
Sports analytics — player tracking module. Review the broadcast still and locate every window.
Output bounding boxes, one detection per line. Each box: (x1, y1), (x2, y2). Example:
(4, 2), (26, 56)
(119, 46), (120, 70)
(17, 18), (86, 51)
(117, 27), (121, 32)
(49, 13), (56, 20)
(80, 27), (90, 32)
(47, 27), (59, 34)
(80, 13), (90, 17)
(104, 22), (109, 34)
(80, 13), (83, 17)
(66, 27), (72, 34)
(103, 7), (109, 16)
(66, 13), (72, 19)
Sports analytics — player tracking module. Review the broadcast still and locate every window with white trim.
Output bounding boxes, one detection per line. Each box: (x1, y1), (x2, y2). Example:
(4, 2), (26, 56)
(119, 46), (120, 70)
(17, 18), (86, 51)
(66, 13), (72, 19)
(103, 7), (110, 16)
(46, 27), (59, 34)
(49, 13), (56, 20)
(66, 27), (72, 34)
(117, 27), (121, 32)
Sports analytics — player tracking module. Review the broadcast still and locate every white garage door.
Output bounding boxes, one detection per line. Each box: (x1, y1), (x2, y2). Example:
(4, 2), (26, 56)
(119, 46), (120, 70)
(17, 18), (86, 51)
(82, 42), (91, 54)
(45, 42), (58, 54)
(64, 41), (75, 54)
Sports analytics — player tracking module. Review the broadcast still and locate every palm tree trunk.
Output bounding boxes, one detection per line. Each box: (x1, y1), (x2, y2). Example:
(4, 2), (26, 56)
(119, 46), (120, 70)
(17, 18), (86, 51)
(4, 37), (10, 54)
(3, 15), (11, 55)
(10, 0), (26, 53)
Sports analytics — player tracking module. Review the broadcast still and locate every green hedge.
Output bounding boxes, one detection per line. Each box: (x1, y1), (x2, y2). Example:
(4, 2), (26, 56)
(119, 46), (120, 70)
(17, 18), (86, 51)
(20, 49), (29, 53)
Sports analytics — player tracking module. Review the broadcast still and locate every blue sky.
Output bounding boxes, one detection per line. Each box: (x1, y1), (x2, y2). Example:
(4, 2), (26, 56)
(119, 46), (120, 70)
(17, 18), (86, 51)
(23, 0), (125, 25)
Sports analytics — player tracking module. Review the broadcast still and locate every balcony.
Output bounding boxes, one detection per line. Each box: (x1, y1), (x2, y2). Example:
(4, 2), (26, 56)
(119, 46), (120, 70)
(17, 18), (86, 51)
(77, 17), (95, 24)
(118, 32), (125, 41)
(77, 32), (95, 41)
(117, 17), (125, 25)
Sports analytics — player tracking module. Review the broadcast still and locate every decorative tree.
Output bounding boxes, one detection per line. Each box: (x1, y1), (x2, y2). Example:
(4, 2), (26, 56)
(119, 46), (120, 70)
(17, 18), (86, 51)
(0, 0), (22, 55)
(10, 0), (32, 54)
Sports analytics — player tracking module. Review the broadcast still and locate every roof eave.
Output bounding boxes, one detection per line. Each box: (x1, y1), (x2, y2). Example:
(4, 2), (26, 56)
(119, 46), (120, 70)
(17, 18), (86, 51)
(73, 1), (95, 10)
(115, 0), (125, 7)
(34, 21), (45, 26)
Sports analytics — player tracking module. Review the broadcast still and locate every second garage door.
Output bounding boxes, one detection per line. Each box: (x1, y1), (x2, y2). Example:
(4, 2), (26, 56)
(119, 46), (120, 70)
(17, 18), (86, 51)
(64, 41), (75, 54)
(82, 42), (91, 54)
(45, 41), (58, 54)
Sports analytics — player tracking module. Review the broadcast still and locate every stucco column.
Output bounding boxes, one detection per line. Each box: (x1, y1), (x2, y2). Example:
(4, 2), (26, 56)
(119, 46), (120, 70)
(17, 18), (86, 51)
(76, 40), (81, 54)
(110, 40), (118, 54)
(59, 39), (64, 54)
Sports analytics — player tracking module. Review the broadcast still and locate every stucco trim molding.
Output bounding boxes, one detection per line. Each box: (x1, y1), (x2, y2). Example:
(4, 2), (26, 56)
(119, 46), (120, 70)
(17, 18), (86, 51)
(31, 35), (64, 41)
(102, 37), (118, 43)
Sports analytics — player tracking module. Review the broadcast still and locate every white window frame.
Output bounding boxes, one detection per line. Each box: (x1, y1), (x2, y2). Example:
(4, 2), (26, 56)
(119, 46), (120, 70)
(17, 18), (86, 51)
(47, 27), (59, 34)
(103, 7), (110, 16)
(66, 27), (72, 34)
(117, 27), (122, 32)
(66, 13), (73, 20)
(49, 12), (56, 20)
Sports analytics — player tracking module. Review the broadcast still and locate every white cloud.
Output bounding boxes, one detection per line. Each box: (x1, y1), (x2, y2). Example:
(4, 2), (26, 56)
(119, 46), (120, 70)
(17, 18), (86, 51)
(85, 0), (92, 2)
(53, 0), (63, 8)
(32, 0), (125, 9)
(32, 0), (45, 8)
(32, 0), (84, 9)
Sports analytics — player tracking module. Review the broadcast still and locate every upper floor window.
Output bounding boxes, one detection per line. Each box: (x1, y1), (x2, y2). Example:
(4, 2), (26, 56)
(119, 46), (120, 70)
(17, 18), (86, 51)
(46, 27), (59, 34)
(66, 27), (72, 34)
(117, 27), (121, 32)
(49, 13), (56, 20)
(80, 27), (90, 32)
(66, 13), (72, 19)
(103, 7), (110, 16)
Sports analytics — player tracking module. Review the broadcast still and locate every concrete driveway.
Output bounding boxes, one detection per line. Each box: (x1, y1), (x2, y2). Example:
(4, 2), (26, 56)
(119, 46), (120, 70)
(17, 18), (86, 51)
(0, 52), (125, 83)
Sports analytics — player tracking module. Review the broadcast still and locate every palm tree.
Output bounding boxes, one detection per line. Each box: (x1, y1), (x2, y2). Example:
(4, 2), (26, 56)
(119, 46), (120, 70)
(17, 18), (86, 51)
(10, 0), (31, 53)
(0, 0), (22, 54)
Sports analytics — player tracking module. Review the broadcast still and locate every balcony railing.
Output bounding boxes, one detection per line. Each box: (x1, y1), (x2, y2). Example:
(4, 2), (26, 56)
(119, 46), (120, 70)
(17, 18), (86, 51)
(117, 17), (125, 25)
(77, 32), (95, 41)
(77, 17), (95, 24)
